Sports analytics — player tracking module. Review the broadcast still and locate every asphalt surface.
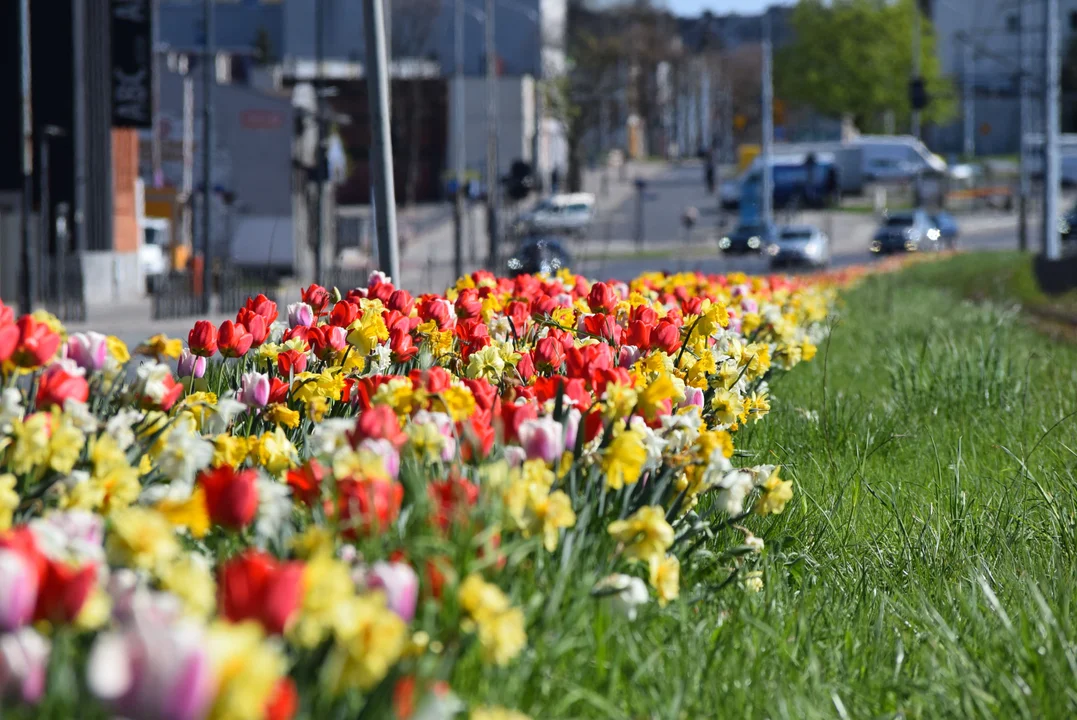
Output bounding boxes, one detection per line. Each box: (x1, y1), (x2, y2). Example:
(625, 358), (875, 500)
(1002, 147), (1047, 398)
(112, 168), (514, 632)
(582, 162), (1023, 282)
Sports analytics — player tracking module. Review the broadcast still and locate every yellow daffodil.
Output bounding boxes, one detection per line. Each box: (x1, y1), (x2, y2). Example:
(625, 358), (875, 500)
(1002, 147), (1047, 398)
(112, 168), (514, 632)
(156, 486), (211, 538)
(325, 593), (408, 693)
(158, 552), (217, 618)
(755, 467), (793, 516)
(607, 506), (674, 565)
(137, 333), (183, 360)
(601, 427), (647, 490)
(205, 621), (289, 720)
(649, 554), (680, 606)
(264, 403), (300, 429)
(0, 474), (17, 531)
(107, 506), (180, 572)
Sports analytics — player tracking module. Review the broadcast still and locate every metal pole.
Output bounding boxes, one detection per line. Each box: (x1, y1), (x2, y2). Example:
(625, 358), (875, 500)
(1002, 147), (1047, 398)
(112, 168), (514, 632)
(531, 18), (542, 189)
(485, 0), (500, 270)
(453, 0), (465, 280)
(313, 0), (324, 284)
(1018, 0), (1029, 251)
(39, 133), (49, 304)
(182, 69), (194, 251)
(151, 0), (163, 187)
(1045, 0), (1062, 260)
(363, 0), (400, 281)
(761, 14), (774, 227)
(72, 0), (87, 254)
(911, 1), (922, 140)
(19, 0), (34, 314)
(962, 36), (975, 158)
(202, 0), (214, 310)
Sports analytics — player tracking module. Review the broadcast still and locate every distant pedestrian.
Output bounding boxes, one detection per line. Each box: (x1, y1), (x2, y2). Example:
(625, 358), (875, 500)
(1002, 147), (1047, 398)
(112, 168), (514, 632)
(704, 162), (715, 195)
(550, 166), (561, 194)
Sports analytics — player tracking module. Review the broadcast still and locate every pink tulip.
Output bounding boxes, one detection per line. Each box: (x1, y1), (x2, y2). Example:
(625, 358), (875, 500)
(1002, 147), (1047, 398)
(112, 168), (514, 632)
(740, 298), (759, 315)
(0, 550), (39, 632)
(287, 302), (314, 328)
(0, 627), (50, 705)
(681, 386), (705, 410)
(177, 349), (207, 379)
(357, 438), (401, 480)
(517, 417), (565, 465)
(618, 345), (641, 369)
(564, 407), (581, 451)
(65, 332), (108, 373)
(367, 561), (418, 622)
(240, 371), (270, 409)
(87, 617), (215, 720)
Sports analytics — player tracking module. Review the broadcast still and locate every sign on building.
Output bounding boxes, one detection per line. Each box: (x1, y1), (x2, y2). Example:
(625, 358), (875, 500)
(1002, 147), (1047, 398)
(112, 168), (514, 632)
(111, 0), (153, 128)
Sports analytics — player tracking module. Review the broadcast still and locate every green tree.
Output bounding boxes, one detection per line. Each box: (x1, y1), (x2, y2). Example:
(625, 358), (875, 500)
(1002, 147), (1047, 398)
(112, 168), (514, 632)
(776, 0), (955, 133)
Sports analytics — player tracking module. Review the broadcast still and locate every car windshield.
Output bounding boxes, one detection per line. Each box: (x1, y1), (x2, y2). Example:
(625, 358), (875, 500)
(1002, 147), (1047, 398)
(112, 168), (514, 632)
(780, 229), (813, 240)
(734, 226), (766, 237)
(566, 203), (590, 213)
(884, 215), (914, 227)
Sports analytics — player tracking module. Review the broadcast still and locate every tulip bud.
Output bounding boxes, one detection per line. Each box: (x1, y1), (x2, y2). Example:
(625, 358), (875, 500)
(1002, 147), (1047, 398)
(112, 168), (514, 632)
(240, 372), (270, 409)
(366, 561), (418, 622)
(618, 345), (641, 369)
(65, 332), (108, 373)
(0, 627), (51, 705)
(516, 417), (565, 465)
(177, 349), (207, 379)
(0, 549), (39, 632)
(287, 302), (314, 328)
(681, 386), (705, 410)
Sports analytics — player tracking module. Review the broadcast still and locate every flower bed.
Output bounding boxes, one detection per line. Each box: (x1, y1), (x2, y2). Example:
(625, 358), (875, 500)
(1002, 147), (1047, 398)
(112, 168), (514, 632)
(0, 267), (834, 719)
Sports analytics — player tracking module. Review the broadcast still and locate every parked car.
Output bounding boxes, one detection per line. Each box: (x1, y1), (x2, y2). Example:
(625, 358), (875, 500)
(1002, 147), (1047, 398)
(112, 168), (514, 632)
(870, 209), (941, 254)
(719, 223), (779, 255)
(513, 193), (596, 237)
(1059, 203), (1077, 252)
(765, 225), (831, 269)
(139, 217), (170, 293)
(740, 154), (841, 210)
(931, 211), (959, 248)
(506, 237), (572, 277)
(719, 177), (741, 210)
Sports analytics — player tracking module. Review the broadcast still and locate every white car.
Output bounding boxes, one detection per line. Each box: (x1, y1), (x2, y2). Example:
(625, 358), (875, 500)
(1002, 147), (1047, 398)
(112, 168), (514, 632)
(139, 217), (170, 293)
(515, 193), (596, 237)
(719, 178), (741, 210)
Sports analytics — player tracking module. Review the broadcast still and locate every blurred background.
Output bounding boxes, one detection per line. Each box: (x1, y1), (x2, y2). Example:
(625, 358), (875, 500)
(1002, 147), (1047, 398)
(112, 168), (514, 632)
(0, 0), (1073, 334)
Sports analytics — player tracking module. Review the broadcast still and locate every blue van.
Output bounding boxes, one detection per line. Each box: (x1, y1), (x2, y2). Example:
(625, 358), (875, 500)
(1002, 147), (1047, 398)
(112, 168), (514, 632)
(740, 154), (841, 213)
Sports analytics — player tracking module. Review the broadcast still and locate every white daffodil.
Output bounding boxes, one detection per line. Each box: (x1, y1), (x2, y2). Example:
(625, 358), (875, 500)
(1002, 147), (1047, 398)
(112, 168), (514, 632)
(592, 573), (650, 621)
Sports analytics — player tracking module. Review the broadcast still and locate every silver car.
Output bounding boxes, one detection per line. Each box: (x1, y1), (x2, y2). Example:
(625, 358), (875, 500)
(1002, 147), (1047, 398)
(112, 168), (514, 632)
(765, 225), (831, 269)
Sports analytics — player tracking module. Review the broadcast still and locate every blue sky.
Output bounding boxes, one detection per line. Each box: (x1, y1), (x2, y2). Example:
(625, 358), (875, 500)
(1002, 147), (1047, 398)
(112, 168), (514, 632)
(665, 0), (797, 17)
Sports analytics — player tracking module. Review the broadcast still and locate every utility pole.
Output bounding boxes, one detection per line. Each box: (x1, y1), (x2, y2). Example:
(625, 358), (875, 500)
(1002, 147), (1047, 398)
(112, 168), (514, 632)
(202, 0), (214, 311)
(453, 0), (466, 280)
(182, 64), (195, 254)
(531, 20), (542, 192)
(485, 0), (500, 271)
(313, 0), (325, 284)
(18, 0), (34, 314)
(911, 0), (922, 140)
(363, 0), (400, 281)
(151, 0), (163, 187)
(1018, 0), (1029, 252)
(962, 35), (975, 158)
(1045, 0), (1062, 261)
(72, 0), (87, 255)
(761, 13), (774, 228)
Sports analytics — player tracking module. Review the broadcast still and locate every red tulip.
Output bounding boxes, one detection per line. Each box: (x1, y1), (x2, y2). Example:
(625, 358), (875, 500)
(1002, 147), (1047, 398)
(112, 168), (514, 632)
(301, 284), (331, 315)
(587, 282), (618, 314)
(199, 466), (260, 530)
(338, 478), (404, 537)
(285, 461), (325, 506)
(460, 411), (496, 461)
(236, 308), (269, 348)
(500, 401), (537, 443)
(34, 557), (96, 625)
(349, 405), (406, 448)
(630, 305), (659, 326)
(0, 323), (19, 364)
(35, 364), (90, 409)
(268, 377), (290, 405)
(386, 289), (415, 315)
(328, 300), (359, 328)
(428, 477), (480, 531)
(0, 302), (13, 326)
(417, 295), (454, 330)
(220, 550), (304, 635)
(243, 294), (279, 326)
(624, 320), (652, 349)
(388, 327), (418, 364)
(461, 377), (498, 413)
(265, 678), (299, 720)
(533, 336), (565, 372)
(12, 316), (60, 368)
(653, 320), (682, 355)
(218, 321), (254, 358)
(454, 288), (482, 319)
(516, 351), (536, 382)
(408, 366), (452, 394)
(187, 320), (218, 357)
(277, 349), (308, 376)
(583, 313), (622, 344)
(141, 373), (184, 412)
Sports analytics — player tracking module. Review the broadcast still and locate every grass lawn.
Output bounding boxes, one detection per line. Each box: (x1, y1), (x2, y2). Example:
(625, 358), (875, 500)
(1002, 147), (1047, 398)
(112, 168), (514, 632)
(459, 258), (1077, 718)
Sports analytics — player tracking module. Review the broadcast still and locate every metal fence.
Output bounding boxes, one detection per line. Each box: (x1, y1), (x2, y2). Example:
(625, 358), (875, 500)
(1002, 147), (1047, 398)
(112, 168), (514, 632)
(151, 268), (282, 320)
(39, 254), (87, 323)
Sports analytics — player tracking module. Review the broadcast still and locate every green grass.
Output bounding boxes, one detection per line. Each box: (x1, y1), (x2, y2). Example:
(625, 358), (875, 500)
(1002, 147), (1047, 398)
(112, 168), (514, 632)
(458, 262), (1077, 718)
(901, 251), (1077, 315)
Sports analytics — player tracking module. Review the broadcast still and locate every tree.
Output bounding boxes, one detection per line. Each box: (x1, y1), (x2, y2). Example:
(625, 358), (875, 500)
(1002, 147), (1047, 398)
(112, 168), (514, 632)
(775, 0), (955, 133)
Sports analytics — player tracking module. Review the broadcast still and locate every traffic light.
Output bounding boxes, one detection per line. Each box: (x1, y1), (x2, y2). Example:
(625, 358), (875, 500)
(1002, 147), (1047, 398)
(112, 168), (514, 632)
(909, 77), (929, 111)
(505, 160), (535, 202)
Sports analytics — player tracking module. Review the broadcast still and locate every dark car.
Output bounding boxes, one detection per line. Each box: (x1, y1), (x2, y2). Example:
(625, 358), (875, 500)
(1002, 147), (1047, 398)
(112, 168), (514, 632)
(719, 223), (779, 255)
(1060, 204), (1077, 252)
(931, 212), (959, 249)
(506, 237), (572, 277)
(870, 209), (940, 254)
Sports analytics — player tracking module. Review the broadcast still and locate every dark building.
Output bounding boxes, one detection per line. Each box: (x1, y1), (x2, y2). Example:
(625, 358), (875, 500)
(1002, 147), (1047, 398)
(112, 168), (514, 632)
(0, 0), (121, 306)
